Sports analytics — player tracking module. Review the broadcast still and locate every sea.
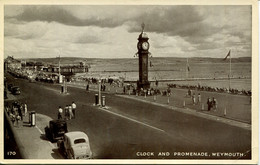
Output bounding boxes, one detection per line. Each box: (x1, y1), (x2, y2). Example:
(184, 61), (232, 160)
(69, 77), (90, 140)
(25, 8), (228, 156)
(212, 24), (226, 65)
(72, 57), (251, 91)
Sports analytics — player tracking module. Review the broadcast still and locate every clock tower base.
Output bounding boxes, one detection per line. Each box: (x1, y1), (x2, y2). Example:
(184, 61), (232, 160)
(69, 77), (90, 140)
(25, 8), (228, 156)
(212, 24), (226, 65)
(137, 81), (150, 90)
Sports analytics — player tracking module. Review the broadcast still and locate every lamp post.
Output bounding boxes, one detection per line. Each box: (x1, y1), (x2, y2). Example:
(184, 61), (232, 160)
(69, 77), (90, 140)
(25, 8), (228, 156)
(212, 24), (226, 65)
(98, 79), (101, 105)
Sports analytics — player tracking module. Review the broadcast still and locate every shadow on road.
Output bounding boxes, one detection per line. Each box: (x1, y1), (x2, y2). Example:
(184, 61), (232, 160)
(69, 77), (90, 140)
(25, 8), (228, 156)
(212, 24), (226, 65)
(51, 148), (64, 159)
(40, 133), (49, 141)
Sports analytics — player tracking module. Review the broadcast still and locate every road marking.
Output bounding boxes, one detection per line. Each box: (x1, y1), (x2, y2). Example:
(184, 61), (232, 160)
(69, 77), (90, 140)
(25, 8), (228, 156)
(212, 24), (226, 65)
(98, 107), (165, 133)
(35, 125), (43, 134)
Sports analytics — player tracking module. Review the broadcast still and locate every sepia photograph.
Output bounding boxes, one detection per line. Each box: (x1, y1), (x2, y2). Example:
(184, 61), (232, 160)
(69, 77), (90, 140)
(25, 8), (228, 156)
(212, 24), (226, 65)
(1, 0), (258, 164)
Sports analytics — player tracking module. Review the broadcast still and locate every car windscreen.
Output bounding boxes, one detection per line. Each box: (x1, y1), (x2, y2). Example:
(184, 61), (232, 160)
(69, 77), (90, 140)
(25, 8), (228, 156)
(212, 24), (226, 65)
(54, 123), (67, 131)
(74, 138), (86, 144)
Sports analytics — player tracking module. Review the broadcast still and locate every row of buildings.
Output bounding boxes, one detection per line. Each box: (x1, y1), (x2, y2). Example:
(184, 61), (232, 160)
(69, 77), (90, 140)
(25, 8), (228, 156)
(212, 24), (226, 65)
(4, 56), (89, 75)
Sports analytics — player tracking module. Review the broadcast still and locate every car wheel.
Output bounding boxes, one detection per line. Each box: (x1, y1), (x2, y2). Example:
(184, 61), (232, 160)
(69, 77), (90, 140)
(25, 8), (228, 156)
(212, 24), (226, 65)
(52, 133), (55, 142)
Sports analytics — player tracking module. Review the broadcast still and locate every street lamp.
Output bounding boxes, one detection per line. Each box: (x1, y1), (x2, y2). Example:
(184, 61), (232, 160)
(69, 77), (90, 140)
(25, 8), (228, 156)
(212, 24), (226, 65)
(98, 79), (101, 105)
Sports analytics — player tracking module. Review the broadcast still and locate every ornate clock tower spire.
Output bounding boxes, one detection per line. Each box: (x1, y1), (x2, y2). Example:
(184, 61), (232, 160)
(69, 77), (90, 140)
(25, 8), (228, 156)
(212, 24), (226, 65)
(141, 22), (145, 33)
(137, 23), (150, 90)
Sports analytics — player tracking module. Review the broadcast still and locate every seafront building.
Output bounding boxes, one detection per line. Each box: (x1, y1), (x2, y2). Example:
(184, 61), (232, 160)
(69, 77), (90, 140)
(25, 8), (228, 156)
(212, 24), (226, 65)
(4, 56), (89, 75)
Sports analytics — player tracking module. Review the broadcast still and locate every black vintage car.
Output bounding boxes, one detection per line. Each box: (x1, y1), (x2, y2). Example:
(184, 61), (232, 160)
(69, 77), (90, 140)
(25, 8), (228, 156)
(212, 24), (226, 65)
(45, 120), (68, 142)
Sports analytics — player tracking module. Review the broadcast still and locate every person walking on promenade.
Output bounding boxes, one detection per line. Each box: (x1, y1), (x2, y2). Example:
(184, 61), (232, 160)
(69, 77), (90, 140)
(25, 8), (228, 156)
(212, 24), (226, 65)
(167, 88), (171, 96)
(18, 104), (23, 121)
(197, 93), (201, 105)
(214, 98), (218, 110)
(24, 103), (27, 117)
(123, 86), (126, 94)
(212, 97), (218, 111)
(72, 102), (76, 119)
(15, 113), (21, 127)
(207, 97), (212, 111)
(103, 84), (106, 91)
(64, 105), (69, 120)
(58, 106), (63, 119)
(188, 89), (191, 97)
(68, 105), (73, 119)
(86, 84), (89, 91)
(192, 93), (196, 105)
(212, 97), (215, 110)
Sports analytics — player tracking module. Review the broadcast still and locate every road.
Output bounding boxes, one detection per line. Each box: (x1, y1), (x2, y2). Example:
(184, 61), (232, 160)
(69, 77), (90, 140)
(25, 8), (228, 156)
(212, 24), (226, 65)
(5, 74), (251, 159)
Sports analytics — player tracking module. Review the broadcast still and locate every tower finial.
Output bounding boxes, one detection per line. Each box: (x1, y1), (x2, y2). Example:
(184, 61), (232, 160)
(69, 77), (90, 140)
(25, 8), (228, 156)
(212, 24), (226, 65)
(141, 22), (145, 33)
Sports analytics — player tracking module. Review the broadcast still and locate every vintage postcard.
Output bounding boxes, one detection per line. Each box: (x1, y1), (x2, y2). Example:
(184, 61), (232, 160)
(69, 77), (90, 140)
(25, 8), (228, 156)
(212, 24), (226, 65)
(0, 0), (258, 164)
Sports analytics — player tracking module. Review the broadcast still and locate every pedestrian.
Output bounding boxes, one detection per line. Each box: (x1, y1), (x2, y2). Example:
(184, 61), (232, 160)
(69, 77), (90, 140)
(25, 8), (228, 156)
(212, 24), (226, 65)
(6, 105), (10, 116)
(192, 93), (196, 105)
(212, 97), (217, 111)
(86, 84), (89, 91)
(214, 98), (218, 110)
(10, 113), (16, 125)
(103, 84), (106, 91)
(12, 106), (18, 117)
(14, 109), (19, 127)
(207, 97), (212, 111)
(197, 93), (201, 104)
(15, 114), (21, 127)
(123, 86), (126, 94)
(58, 106), (63, 119)
(71, 101), (76, 119)
(167, 88), (171, 96)
(68, 105), (73, 119)
(24, 103), (27, 117)
(19, 104), (23, 121)
(64, 105), (69, 120)
(188, 89), (191, 97)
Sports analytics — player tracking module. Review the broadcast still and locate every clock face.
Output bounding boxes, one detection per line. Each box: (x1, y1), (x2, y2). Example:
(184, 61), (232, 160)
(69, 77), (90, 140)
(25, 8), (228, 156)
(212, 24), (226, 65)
(142, 42), (149, 50)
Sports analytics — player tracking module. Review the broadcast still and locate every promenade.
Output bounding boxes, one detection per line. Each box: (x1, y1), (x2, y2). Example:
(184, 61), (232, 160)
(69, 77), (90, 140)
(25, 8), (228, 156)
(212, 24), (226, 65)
(4, 91), (62, 159)
(4, 110), (62, 159)
(67, 81), (252, 125)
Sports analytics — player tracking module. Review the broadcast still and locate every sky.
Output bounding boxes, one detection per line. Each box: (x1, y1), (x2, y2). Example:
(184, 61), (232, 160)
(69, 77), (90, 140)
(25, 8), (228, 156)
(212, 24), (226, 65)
(4, 5), (252, 59)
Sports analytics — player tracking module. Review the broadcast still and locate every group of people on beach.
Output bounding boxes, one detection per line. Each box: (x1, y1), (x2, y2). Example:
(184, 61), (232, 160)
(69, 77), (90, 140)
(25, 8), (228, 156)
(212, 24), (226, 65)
(57, 102), (77, 120)
(5, 101), (28, 127)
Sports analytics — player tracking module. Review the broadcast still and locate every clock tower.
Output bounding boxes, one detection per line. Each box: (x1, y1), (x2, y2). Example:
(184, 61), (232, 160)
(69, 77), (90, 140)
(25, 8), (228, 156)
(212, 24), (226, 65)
(137, 23), (150, 90)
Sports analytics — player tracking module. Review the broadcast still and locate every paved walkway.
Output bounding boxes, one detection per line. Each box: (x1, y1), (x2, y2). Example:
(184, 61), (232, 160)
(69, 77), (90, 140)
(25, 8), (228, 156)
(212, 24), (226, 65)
(5, 110), (62, 159)
(118, 95), (251, 131)
(66, 81), (251, 130)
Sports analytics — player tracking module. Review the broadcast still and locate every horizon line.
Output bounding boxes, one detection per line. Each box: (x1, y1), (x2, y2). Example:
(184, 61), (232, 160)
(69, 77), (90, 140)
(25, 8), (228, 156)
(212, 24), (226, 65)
(11, 56), (252, 60)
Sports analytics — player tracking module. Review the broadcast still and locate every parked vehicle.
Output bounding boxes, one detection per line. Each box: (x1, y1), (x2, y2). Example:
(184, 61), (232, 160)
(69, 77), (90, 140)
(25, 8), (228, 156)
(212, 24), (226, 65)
(57, 131), (92, 159)
(45, 120), (68, 142)
(7, 84), (13, 91)
(11, 86), (21, 95)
